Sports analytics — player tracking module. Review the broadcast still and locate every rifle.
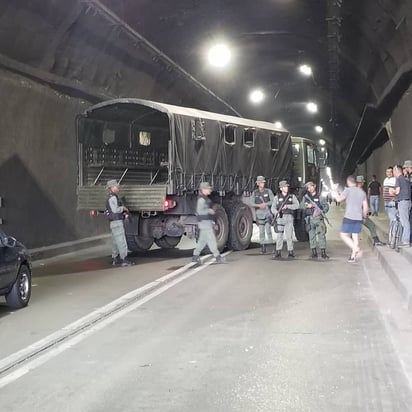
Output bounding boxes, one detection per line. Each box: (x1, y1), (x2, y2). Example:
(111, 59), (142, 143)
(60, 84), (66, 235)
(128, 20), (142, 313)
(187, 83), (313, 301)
(304, 193), (331, 226)
(272, 193), (292, 220)
(256, 191), (274, 224)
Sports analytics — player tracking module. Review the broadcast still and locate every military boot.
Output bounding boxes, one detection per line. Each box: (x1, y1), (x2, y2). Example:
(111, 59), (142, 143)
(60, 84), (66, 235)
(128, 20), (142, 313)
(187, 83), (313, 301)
(120, 259), (133, 267)
(321, 249), (329, 259)
(272, 250), (281, 260)
(112, 255), (121, 266)
(215, 255), (225, 264)
(288, 250), (295, 259)
(192, 255), (201, 265)
(260, 244), (267, 254)
(311, 248), (318, 259)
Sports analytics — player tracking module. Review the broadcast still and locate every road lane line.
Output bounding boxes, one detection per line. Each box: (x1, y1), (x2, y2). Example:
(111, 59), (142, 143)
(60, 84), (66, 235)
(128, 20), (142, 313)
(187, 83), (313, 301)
(0, 252), (230, 388)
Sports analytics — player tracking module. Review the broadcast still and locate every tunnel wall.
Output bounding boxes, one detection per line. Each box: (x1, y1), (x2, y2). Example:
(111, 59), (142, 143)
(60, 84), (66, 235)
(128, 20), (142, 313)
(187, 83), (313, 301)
(0, 1), (232, 248)
(357, 88), (412, 186)
(0, 68), (107, 248)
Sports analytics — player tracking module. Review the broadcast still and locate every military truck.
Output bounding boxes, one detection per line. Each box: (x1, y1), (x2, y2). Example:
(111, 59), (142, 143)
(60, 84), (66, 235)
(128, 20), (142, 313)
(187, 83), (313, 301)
(76, 98), (296, 252)
(290, 136), (322, 242)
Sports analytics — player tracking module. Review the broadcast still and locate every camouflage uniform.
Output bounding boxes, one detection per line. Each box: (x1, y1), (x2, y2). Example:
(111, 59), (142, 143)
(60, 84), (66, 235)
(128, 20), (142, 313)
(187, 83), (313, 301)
(105, 179), (131, 266)
(250, 177), (274, 253)
(301, 187), (329, 259)
(271, 181), (299, 258)
(192, 182), (224, 264)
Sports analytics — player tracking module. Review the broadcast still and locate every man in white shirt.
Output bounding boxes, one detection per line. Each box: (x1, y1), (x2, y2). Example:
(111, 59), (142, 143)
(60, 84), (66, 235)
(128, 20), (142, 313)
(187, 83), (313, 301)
(382, 167), (396, 222)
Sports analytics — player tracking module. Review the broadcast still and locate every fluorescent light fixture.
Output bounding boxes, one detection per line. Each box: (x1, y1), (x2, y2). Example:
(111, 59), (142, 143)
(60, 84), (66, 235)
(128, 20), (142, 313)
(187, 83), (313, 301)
(208, 44), (231, 67)
(299, 64), (312, 76)
(318, 139), (326, 146)
(250, 89), (265, 104)
(306, 102), (318, 113)
(274, 121), (283, 128)
(315, 125), (323, 133)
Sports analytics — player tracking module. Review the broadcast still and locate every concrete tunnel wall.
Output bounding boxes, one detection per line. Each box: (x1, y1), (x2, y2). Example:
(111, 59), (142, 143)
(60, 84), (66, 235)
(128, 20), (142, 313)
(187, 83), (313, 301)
(357, 88), (412, 189)
(0, 68), (106, 248)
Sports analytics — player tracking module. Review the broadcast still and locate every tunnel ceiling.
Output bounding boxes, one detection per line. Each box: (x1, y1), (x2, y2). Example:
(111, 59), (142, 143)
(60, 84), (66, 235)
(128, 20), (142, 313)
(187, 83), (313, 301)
(1, 0), (411, 173)
(99, 0), (412, 168)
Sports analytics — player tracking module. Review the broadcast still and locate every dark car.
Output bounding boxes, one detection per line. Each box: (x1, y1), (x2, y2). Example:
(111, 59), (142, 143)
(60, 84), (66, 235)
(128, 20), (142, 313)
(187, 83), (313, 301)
(0, 230), (32, 308)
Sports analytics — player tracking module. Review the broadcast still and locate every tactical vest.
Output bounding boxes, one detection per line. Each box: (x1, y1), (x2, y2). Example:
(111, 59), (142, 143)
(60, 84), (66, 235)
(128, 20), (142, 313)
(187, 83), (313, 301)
(105, 193), (124, 222)
(304, 193), (322, 216)
(254, 189), (271, 205)
(197, 195), (213, 221)
(277, 194), (294, 214)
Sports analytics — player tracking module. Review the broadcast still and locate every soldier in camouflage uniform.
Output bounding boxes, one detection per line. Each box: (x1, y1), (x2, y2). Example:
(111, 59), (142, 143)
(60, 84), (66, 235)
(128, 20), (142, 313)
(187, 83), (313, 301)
(105, 179), (132, 267)
(192, 182), (225, 265)
(250, 176), (274, 254)
(301, 181), (330, 259)
(271, 180), (300, 259)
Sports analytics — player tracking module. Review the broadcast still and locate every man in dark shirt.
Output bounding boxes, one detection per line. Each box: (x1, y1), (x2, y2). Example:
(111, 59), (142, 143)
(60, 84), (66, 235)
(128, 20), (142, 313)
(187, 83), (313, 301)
(368, 175), (381, 216)
(394, 165), (411, 247)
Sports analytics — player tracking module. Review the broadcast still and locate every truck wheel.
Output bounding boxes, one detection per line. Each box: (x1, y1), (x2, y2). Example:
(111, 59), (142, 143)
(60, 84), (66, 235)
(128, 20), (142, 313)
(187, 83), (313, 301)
(6, 264), (31, 309)
(154, 236), (182, 249)
(126, 235), (154, 252)
(124, 216), (154, 252)
(227, 202), (253, 250)
(294, 218), (309, 242)
(213, 204), (229, 252)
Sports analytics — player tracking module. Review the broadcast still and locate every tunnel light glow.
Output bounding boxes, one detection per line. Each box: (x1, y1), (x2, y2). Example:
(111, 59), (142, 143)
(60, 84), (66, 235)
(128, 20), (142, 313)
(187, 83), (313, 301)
(306, 102), (318, 113)
(320, 147), (326, 152)
(318, 139), (326, 146)
(299, 64), (313, 76)
(207, 44), (231, 67)
(315, 125), (323, 133)
(274, 121), (283, 128)
(326, 167), (332, 179)
(250, 89), (265, 104)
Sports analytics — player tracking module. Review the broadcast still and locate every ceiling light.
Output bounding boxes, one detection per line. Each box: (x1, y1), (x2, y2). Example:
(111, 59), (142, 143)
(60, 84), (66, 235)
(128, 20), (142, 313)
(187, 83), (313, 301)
(274, 121), (283, 128)
(306, 102), (318, 113)
(319, 139), (326, 146)
(299, 64), (312, 76)
(207, 44), (231, 67)
(315, 125), (323, 133)
(250, 89), (265, 104)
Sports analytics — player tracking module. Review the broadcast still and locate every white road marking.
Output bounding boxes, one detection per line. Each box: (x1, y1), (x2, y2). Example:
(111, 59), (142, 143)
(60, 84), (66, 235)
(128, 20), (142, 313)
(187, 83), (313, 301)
(0, 252), (230, 389)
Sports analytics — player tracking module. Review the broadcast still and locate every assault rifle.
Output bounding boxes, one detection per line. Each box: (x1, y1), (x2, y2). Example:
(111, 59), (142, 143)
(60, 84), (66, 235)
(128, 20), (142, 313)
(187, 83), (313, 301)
(304, 193), (331, 227)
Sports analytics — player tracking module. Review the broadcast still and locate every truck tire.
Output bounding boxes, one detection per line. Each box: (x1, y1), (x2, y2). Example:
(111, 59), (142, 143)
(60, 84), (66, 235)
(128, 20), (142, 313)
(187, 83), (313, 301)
(154, 236), (182, 249)
(126, 234), (154, 252)
(227, 202), (253, 250)
(124, 216), (154, 252)
(294, 218), (309, 242)
(214, 204), (229, 252)
(6, 264), (31, 309)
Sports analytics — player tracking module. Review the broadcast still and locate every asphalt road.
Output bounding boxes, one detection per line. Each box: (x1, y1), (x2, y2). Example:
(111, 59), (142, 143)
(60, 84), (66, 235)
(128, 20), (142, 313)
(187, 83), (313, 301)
(1, 206), (412, 411)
